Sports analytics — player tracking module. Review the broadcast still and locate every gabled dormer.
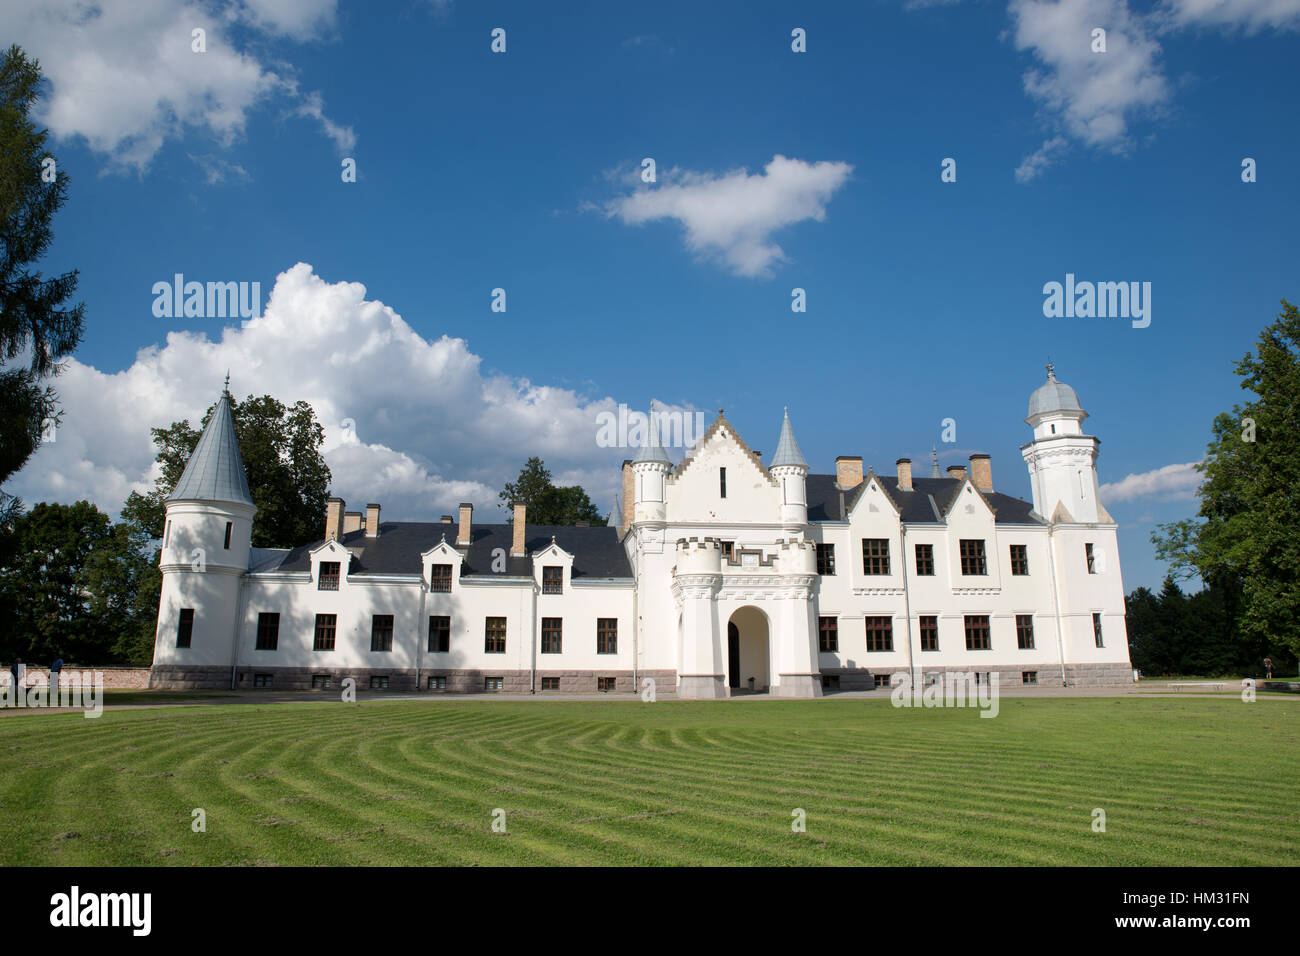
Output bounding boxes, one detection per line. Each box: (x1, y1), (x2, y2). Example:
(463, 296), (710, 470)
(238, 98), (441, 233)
(533, 537), (575, 595)
(845, 468), (902, 521)
(422, 534), (465, 593)
(309, 538), (354, 592)
(943, 479), (1001, 592)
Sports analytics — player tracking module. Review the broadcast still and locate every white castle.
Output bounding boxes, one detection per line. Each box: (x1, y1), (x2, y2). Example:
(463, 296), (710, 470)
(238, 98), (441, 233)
(150, 365), (1133, 695)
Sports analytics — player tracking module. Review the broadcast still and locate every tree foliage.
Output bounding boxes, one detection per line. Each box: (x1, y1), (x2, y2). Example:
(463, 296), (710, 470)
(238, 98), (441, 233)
(499, 457), (606, 526)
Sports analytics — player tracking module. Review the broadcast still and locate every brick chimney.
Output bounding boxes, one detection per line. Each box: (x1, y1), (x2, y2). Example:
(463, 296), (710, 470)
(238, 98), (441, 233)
(969, 454), (993, 492)
(457, 503), (473, 546)
(511, 502), (527, 557)
(325, 497), (345, 541)
(835, 456), (864, 489)
(343, 511), (362, 534)
(947, 465), (967, 481)
(440, 515), (453, 524)
(621, 460), (634, 530)
(365, 503), (381, 537)
(896, 458), (913, 492)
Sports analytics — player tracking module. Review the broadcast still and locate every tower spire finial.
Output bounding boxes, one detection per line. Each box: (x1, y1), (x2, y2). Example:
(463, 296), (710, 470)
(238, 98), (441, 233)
(1045, 358), (1055, 381)
(223, 370), (231, 394)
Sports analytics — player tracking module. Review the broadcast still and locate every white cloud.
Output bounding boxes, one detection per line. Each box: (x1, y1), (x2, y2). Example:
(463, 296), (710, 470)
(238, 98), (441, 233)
(1159, 0), (1300, 32)
(1099, 461), (1203, 504)
(0, 0), (352, 172)
(602, 155), (853, 278)
(1014, 135), (1069, 182)
(10, 264), (699, 525)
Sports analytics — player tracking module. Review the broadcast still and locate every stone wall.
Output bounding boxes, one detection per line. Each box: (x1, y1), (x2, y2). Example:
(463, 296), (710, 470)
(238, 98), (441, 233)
(9, 665), (151, 690)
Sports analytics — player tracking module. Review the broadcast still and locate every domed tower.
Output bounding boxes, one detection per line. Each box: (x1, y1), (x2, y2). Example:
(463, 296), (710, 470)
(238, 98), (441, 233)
(768, 407), (808, 531)
(151, 384), (257, 687)
(1020, 364), (1108, 524)
(632, 403), (672, 525)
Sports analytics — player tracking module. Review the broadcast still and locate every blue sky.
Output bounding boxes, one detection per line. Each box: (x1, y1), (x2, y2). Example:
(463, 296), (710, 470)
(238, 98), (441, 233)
(6, 0), (1299, 593)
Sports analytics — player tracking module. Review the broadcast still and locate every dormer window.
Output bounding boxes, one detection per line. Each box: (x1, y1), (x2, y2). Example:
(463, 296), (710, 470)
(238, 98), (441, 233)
(542, 566), (563, 595)
(430, 564), (452, 592)
(959, 539), (987, 576)
(318, 561), (340, 590)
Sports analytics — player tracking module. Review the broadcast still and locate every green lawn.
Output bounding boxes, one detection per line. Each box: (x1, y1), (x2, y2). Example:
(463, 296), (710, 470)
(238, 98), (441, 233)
(2, 697), (1296, 865)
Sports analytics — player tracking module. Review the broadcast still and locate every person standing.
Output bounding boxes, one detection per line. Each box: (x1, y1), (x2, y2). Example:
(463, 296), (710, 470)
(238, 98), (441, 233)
(1264, 656), (1274, 679)
(50, 656), (63, 698)
(9, 659), (22, 699)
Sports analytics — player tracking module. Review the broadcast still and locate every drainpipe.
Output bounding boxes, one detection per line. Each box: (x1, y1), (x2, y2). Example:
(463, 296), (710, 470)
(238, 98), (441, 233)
(230, 573), (249, 690)
(633, 527), (641, 693)
(900, 525), (916, 689)
(416, 565), (428, 692)
(1047, 524), (1067, 686)
(528, 577), (537, 694)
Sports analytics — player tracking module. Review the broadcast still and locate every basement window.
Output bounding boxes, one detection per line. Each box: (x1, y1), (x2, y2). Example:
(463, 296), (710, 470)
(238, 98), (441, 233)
(484, 677), (503, 692)
(597, 677), (617, 692)
(311, 674), (331, 689)
(821, 675), (840, 691)
(1022, 671), (1038, 685)
(369, 675), (389, 690)
(427, 676), (447, 691)
(253, 673), (273, 688)
(541, 677), (560, 691)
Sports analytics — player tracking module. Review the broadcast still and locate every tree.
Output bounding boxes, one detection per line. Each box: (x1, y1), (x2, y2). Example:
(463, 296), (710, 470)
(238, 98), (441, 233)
(0, 46), (85, 525)
(1153, 300), (1300, 658)
(499, 457), (606, 526)
(122, 393), (331, 548)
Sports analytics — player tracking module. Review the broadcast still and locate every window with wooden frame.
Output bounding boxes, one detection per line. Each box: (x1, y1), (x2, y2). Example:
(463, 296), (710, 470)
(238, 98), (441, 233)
(964, 614), (991, 650)
(597, 618), (618, 654)
(541, 617), (563, 654)
(1093, 612), (1104, 647)
(313, 613), (337, 651)
(176, 608), (194, 648)
(959, 539), (987, 575)
(484, 677), (503, 691)
(318, 561), (340, 590)
(1086, 543), (1097, 574)
(428, 615), (450, 653)
(485, 617), (506, 653)
(370, 614), (394, 652)
(816, 543), (836, 575)
(255, 612), (279, 651)
(914, 543), (934, 576)
(862, 538), (891, 575)
(430, 564), (452, 592)
(542, 566), (563, 595)
(719, 540), (735, 561)
(865, 616), (893, 652)
(1016, 614), (1035, 649)
(919, 615), (939, 652)
(818, 616), (838, 652)
(1010, 544), (1029, 576)
(597, 677), (617, 692)
(540, 677), (560, 691)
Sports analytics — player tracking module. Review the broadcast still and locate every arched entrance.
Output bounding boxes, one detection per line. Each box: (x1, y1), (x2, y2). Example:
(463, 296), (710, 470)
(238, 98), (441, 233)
(727, 606), (770, 693)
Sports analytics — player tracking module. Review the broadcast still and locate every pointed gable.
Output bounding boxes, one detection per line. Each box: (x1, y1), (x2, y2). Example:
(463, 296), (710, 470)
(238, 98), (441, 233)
(670, 411), (774, 485)
(168, 391), (254, 506)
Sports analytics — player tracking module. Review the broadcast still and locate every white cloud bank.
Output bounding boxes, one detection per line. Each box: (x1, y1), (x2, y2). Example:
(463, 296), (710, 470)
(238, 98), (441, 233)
(0, 0), (352, 172)
(1099, 461), (1203, 504)
(602, 155), (853, 278)
(10, 264), (694, 525)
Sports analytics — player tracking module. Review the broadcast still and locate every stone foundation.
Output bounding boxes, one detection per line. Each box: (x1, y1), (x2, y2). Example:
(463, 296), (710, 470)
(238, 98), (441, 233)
(150, 664), (233, 690)
(677, 674), (728, 699)
(818, 662), (1135, 691)
(773, 674), (823, 698)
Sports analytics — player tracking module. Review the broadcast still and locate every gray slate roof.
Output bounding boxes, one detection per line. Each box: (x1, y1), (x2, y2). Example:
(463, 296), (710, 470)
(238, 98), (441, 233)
(632, 408), (673, 465)
(269, 523), (633, 578)
(168, 393), (254, 506)
(768, 410), (807, 469)
(1027, 367), (1084, 418)
(806, 474), (1041, 525)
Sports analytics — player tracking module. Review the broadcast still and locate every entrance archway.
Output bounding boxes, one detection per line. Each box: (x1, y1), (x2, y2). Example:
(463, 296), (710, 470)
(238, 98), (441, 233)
(727, 606), (770, 693)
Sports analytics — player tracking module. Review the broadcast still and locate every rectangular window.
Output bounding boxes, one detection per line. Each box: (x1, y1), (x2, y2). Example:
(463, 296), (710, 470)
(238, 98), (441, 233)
(176, 608), (194, 648)
(862, 538), (891, 575)
(370, 676), (389, 689)
(720, 540), (735, 561)
(427, 676), (447, 691)
(255, 612), (279, 651)
(541, 617), (563, 654)
(865, 616), (893, 652)
(224, 521), (232, 550)
(313, 613), (337, 651)
(311, 674), (331, 689)
(541, 677), (560, 691)
(1010, 544), (1029, 576)
(873, 673), (892, 690)
(720, 467), (727, 498)
(542, 566), (563, 595)
(165, 520), (170, 547)
(1016, 614), (1035, 649)
(959, 539), (988, 576)
(1086, 543), (1096, 574)
(485, 617), (506, 654)
(964, 615), (991, 651)
(484, 677), (503, 692)
(816, 543), (836, 575)
(253, 673), (272, 688)
(597, 618), (618, 654)
(597, 677), (617, 692)
(428, 615), (450, 653)
(430, 564), (452, 592)
(370, 614), (394, 652)
(818, 616), (838, 653)
(318, 561), (340, 591)
(1093, 612), (1104, 647)
(919, 615), (938, 652)
(1022, 671), (1038, 685)
(914, 543), (934, 576)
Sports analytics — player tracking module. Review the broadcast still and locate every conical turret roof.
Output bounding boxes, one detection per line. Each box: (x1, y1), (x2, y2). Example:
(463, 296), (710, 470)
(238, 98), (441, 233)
(632, 404), (672, 465)
(768, 408), (807, 469)
(167, 389), (254, 506)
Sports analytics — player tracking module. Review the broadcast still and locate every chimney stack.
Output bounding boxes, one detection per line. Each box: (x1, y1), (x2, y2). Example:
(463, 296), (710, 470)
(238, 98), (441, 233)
(511, 502), (527, 557)
(969, 454), (993, 492)
(343, 511), (362, 534)
(440, 515), (453, 524)
(325, 497), (345, 541)
(835, 456), (864, 489)
(896, 458), (913, 492)
(621, 460), (634, 531)
(457, 503), (473, 546)
(365, 503), (381, 537)
(947, 465), (967, 481)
